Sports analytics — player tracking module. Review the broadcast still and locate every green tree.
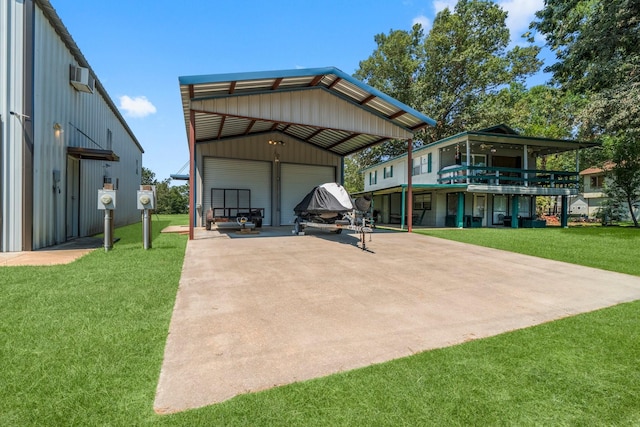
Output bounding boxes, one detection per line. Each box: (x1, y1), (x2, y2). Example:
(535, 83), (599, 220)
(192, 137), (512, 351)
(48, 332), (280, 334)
(343, 155), (364, 194)
(532, 0), (640, 93)
(354, 25), (425, 165)
(580, 82), (640, 226)
(414, 0), (541, 142)
(139, 167), (190, 215)
(155, 180), (189, 215)
(352, 0), (541, 173)
(534, 0), (640, 225)
(141, 166), (157, 186)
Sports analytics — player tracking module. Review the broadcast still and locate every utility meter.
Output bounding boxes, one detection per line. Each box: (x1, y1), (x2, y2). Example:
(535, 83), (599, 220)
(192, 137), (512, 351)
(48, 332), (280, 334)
(137, 190), (155, 210)
(98, 189), (116, 210)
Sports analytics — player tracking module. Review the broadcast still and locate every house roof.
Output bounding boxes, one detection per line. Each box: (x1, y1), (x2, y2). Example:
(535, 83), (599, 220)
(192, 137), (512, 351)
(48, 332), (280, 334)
(579, 162), (614, 175)
(362, 124), (601, 172)
(178, 67), (436, 157)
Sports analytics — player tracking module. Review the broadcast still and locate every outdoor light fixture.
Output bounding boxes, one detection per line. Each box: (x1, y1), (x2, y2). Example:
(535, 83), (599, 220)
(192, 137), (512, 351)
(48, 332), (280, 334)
(268, 140), (285, 146)
(53, 122), (63, 137)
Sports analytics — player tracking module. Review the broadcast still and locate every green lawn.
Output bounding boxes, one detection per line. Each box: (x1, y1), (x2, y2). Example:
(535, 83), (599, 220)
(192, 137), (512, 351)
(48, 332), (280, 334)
(1, 219), (639, 425)
(414, 226), (640, 276)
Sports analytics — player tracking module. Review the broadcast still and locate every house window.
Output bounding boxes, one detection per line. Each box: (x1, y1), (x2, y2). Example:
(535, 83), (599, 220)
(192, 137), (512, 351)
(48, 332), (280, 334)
(461, 153), (487, 167)
(420, 155), (428, 174)
(412, 158), (421, 176)
(369, 170), (378, 185)
(413, 193), (432, 210)
(384, 165), (393, 179)
(590, 175), (604, 189)
(518, 196), (531, 218)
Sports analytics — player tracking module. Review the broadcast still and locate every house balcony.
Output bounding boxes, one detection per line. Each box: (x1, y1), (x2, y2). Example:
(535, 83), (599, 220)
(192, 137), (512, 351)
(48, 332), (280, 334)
(437, 165), (579, 196)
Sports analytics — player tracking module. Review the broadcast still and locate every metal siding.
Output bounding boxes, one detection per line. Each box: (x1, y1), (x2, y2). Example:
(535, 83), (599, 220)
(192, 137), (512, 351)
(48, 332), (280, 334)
(193, 90), (413, 140)
(203, 157), (272, 226)
(1, 0), (26, 251)
(280, 163), (335, 225)
(26, 6), (142, 249)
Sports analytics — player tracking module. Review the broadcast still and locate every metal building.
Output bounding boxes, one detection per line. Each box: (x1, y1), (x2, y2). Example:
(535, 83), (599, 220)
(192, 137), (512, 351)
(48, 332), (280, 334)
(179, 67), (436, 238)
(1, 0), (144, 252)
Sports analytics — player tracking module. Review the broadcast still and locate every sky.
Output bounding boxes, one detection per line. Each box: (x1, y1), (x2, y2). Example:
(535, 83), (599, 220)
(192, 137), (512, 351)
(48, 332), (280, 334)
(50, 0), (550, 183)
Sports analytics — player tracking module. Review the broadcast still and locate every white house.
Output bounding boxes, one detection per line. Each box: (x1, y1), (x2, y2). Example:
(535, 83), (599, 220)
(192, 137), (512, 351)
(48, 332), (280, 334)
(1, 0), (144, 251)
(362, 125), (599, 228)
(571, 163), (640, 220)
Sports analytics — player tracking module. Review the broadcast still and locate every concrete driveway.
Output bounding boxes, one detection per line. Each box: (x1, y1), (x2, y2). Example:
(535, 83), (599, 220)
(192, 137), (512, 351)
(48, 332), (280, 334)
(154, 228), (640, 413)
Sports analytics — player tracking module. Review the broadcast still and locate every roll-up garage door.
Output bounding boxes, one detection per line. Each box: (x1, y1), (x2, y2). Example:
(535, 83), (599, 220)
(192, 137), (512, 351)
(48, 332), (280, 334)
(280, 163), (335, 225)
(203, 158), (272, 226)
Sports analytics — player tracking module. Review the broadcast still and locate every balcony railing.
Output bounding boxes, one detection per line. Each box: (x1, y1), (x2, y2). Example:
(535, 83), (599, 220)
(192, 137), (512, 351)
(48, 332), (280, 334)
(437, 165), (578, 188)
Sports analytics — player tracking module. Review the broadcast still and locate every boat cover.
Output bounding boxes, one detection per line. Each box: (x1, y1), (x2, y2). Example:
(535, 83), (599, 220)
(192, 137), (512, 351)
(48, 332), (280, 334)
(294, 183), (354, 214)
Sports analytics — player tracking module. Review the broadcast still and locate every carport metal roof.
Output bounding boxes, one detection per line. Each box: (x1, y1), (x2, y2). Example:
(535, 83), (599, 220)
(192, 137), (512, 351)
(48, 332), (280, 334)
(179, 66), (436, 157)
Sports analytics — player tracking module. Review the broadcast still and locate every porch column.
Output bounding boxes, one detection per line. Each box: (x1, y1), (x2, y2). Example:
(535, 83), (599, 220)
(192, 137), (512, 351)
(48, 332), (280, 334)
(407, 138), (413, 232)
(188, 107), (196, 240)
(401, 186), (406, 230)
(523, 144), (529, 187)
(456, 192), (464, 228)
(511, 196), (519, 228)
(466, 140), (471, 184)
(561, 195), (568, 228)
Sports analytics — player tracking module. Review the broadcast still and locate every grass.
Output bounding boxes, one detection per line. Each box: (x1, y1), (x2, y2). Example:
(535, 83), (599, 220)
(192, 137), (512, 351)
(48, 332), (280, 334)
(414, 226), (640, 276)
(1, 217), (639, 425)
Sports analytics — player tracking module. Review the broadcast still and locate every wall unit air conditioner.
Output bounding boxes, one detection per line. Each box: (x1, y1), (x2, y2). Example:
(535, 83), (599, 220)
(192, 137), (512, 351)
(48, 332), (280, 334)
(69, 64), (95, 93)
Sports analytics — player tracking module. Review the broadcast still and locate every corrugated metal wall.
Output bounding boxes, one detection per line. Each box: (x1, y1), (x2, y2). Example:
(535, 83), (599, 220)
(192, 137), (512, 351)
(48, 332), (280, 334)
(194, 90), (413, 141)
(196, 132), (342, 225)
(0, 0), (27, 251)
(26, 6), (142, 249)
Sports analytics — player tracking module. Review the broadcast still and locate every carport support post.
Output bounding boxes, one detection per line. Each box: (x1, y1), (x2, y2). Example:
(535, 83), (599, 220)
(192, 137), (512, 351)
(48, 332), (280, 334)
(561, 195), (569, 228)
(407, 138), (413, 232)
(188, 107), (196, 240)
(401, 187), (406, 230)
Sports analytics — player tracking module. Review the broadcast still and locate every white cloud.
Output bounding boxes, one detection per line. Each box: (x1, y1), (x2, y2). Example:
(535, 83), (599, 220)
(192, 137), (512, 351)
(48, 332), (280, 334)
(433, 0), (457, 14)
(119, 95), (157, 118)
(412, 14), (432, 31)
(497, 0), (544, 40)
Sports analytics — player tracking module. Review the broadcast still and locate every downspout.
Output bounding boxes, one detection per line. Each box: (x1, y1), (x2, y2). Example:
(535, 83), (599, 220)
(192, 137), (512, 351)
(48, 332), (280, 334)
(188, 107), (196, 240)
(407, 138), (413, 232)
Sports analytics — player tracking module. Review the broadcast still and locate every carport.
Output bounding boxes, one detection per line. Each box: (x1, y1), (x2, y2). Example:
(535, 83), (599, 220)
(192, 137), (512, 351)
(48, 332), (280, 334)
(178, 67), (436, 238)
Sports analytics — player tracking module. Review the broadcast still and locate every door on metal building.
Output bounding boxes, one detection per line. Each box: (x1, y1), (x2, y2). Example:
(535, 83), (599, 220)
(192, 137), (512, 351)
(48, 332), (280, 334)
(66, 156), (80, 239)
(280, 163), (335, 225)
(204, 158), (272, 226)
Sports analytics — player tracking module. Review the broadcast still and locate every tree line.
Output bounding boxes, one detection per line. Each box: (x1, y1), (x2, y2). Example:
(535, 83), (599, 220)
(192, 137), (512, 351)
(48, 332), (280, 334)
(145, 0), (639, 225)
(346, 0), (639, 226)
(140, 167), (189, 215)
